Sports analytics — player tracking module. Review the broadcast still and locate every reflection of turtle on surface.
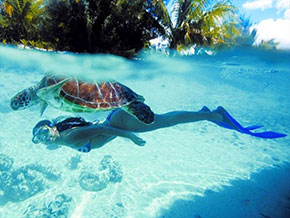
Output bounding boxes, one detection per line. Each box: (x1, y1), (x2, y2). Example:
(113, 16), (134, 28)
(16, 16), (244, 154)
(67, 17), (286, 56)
(10, 74), (154, 124)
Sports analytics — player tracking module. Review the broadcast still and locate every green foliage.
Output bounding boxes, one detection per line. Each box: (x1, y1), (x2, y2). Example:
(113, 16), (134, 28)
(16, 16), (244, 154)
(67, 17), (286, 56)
(40, 0), (164, 57)
(0, 0), (163, 57)
(218, 15), (279, 50)
(83, 0), (163, 57)
(257, 39), (279, 50)
(150, 0), (239, 51)
(0, 0), (251, 56)
(19, 38), (53, 49)
(0, 0), (45, 43)
(257, 39), (278, 50)
(40, 0), (89, 52)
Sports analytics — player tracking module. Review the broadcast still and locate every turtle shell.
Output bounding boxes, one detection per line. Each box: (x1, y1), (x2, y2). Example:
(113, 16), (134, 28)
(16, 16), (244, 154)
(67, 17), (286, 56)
(39, 75), (140, 112)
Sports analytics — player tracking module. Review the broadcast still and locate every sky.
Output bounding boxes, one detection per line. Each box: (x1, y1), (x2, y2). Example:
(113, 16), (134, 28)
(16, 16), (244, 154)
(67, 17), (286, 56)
(165, 0), (290, 49)
(232, 0), (290, 49)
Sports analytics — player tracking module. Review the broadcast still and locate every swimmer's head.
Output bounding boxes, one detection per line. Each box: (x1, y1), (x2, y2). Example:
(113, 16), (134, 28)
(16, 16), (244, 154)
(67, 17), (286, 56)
(32, 120), (55, 144)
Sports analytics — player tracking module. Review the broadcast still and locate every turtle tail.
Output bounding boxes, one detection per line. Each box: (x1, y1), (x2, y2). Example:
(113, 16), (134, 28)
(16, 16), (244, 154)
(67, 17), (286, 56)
(127, 102), (154, 124)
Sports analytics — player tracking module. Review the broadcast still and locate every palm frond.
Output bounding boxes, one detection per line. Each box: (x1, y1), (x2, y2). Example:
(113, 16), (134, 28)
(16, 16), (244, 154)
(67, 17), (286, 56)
(204, 1), (236, 24)
(174, 0), (192, 28)
(188, 0), (209, 21)
(152, 0), (172, 29)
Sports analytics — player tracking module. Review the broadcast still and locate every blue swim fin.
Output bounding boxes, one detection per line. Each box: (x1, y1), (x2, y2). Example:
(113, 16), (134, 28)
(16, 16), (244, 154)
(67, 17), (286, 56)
(214, 106), (287, 139)
(246, 131), (287, 139)
(244, 125), (264, 131)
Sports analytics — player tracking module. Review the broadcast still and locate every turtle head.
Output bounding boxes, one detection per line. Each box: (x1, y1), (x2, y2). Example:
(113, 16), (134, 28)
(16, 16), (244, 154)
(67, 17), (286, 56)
(10, 86), (39, 110)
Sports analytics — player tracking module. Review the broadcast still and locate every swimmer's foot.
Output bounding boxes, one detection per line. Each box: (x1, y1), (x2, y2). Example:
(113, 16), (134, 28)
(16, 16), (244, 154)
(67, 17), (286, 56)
(212, 106), (242, 131)
(200, 106), (211, 112)
(129, 133), (146, 146)
(212, 106), (287, 139)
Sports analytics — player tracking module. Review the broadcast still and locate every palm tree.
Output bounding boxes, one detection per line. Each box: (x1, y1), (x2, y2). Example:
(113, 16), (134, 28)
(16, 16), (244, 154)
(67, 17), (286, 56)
(41, 0), (164, 57)
(234, 15), (278, 49)
(0, 0), (45, 43)
(150, 0), (238, 51)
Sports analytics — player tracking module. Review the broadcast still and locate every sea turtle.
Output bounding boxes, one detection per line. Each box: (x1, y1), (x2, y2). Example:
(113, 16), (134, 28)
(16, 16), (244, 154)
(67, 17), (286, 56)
(10, 74), (154, 124)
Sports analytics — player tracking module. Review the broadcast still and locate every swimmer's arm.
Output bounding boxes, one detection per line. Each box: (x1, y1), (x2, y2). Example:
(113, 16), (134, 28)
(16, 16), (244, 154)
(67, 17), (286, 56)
(69, 125), (146, 146)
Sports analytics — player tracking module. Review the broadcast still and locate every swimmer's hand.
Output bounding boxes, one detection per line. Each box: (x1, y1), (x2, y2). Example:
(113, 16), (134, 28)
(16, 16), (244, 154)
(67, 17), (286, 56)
(46, 144), (60, 150)
(128, 133), (146, 146)
(77, 141), (91, 153)
(78, 146), (91, 153)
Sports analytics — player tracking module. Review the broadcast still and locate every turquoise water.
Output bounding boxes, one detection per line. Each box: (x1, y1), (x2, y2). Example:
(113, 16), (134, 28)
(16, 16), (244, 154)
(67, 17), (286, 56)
(0, 45), (289, 218)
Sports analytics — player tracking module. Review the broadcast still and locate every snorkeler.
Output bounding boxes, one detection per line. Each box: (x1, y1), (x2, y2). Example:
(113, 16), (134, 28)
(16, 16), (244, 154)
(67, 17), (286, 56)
(32, 106), (287, 153)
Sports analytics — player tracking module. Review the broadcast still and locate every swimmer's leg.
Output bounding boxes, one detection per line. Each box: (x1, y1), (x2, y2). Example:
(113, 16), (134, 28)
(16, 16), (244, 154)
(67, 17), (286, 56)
(110, 106), (221, 132)
(149, 107), (221, 131)
(200, 106), (211, 112)
(212, 106), (242, 131)
(110, 106), (286, 139)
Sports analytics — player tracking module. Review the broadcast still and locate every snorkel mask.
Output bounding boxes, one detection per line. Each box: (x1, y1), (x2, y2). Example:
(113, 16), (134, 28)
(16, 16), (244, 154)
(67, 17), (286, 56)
(32, 120), (53, 144)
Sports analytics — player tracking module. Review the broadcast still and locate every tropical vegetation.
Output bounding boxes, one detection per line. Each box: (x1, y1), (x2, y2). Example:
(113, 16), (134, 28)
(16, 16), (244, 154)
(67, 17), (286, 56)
(0, 0), (45, 45)
(0, 0), (277, 57)
(0, 0), (165, 57)
(40, 0), (164, 57)
(233, 15), (278, 50)
(150, 0), (239, 52)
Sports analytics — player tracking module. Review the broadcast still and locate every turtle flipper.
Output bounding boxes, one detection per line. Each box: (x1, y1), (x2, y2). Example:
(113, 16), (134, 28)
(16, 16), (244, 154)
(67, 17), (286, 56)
(126, 102), (154, 124)
(40, 100), (48, 116)
(36, 78), (70, 101)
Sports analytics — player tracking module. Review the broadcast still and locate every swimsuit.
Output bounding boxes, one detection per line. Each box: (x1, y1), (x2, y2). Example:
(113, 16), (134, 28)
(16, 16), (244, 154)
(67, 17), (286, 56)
(77, 112), (116, 152)
(106, 109), (117, 122)
(53, 117), (93, 153)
